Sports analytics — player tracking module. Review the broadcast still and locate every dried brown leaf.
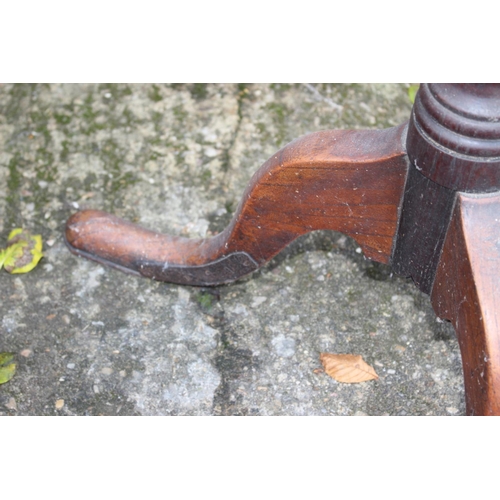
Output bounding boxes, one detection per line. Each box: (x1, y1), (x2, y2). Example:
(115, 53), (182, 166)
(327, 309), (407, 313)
(320, 353), (378, 383)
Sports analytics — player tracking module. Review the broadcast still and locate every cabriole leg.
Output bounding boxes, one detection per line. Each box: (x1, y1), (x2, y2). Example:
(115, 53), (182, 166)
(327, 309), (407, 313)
(66, 124), (408, 286)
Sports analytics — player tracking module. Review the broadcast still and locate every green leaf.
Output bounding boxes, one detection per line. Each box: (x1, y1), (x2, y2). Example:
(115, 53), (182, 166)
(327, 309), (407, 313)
(0, 352), (16, 385)
(1, 229), (43, 274)
(408, 84), (419, 104)
(0, 364), (16, 384)
(0, 243), (25, 271)
(0, 353), (15, 365)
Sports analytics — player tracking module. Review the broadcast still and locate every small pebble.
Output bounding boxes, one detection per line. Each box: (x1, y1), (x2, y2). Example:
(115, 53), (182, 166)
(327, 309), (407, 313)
(67, 363), (75, 369)
(387, 369), (396, 374)
(55, 399), (64, 410)
(20, 349), (32, 357)
(271, 334), (296, 358)
(6, 398), (17, 411)
(101, 367), (113, 375)
(204, 147), (218, 158)
(251, 296), (267, 308)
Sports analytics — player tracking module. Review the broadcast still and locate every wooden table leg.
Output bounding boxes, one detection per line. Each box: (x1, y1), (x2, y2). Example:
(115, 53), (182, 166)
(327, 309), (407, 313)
(431, 192), (500, 415)
(65, 84), (500, 414)
(66, 124), (408, 285)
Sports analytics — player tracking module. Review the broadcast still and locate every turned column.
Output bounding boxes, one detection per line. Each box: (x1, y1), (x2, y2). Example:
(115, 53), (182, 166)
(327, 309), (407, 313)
(392, 83), (500, 415)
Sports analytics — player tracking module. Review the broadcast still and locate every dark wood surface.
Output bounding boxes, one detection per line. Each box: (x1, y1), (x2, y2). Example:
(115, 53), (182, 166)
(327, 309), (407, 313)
(66, 124), (409, 285)
(431, 193), (500, 415)
(406, 84), (500, 192)
(390, 164), (456, 294)
(392, 84), (500, 294)
(402, 84), (500, 414)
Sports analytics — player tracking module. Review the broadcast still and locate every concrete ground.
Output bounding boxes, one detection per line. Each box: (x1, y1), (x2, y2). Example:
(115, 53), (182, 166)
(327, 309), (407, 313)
(0, 83), (464, 415)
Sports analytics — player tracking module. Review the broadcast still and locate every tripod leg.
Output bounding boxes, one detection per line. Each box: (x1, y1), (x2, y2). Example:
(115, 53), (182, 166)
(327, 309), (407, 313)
(431, 192), (500, 415)
(66, 124), (408, 286)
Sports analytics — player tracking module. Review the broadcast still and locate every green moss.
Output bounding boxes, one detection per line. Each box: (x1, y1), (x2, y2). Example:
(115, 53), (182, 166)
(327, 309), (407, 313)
(266, 102), (287, 120)
(7, 154), (22, 193)
(54, 112), (72, 125)
(148, 84), (163, 102)
(218, 84), (250, 173)
(200, 169), (212, 184)
(148, 150), (164, 161)
(173, 143), (188, 168)
(4, 84), (36, 122)
(35, 148), (56, 182)
(1, 84), (62, 222)
(255, 121), (271, 143)
(219, 149), (231, 173)
(225, 200), (235, 214)
(236, 84), (251, 120)
(81, 173), (96, 192)
(60, 140), (70, 162)
(80, 92), (105, 135)
(5, 154), (23, 227)
(97, 84), (133, 99)
(173, 104), (188, 121)
(346, 288), (361, 302)
(189, 83), (208, 101)
(122, 107), (135, 127)
(151, 111), (163, 132)
(29, 110), (52, 146)
(270, 83), (293, 93)
(265, 101), (290, 146)
(197, 292), (214, 310)
(97, 138), (138, 209)
(149, 110), (166, 146)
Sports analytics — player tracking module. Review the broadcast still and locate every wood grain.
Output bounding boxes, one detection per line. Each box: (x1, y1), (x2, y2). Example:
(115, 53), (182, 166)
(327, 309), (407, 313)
(431, 192), (500, 415)
(66, 124), (409, 285)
